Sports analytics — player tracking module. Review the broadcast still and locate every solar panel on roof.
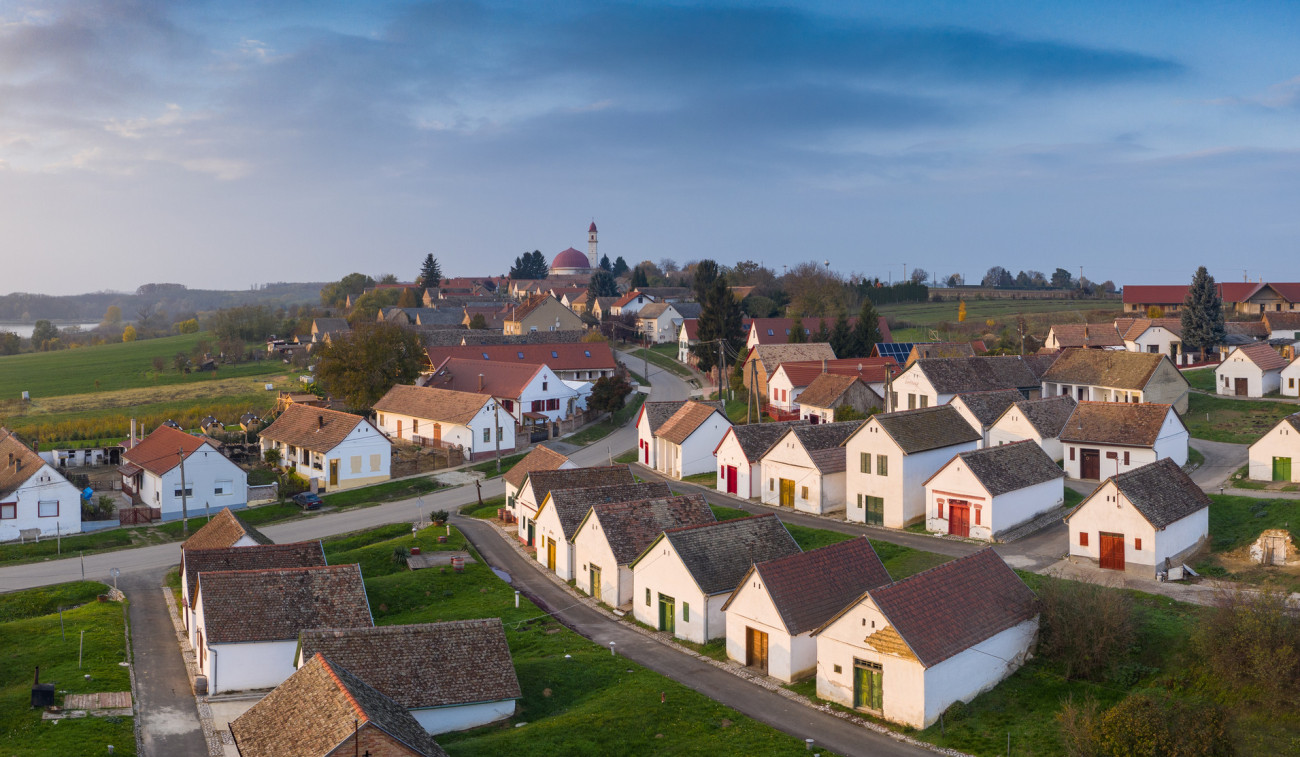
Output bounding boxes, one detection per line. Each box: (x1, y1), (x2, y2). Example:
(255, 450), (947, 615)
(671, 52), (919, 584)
(874, 342), (919, 362)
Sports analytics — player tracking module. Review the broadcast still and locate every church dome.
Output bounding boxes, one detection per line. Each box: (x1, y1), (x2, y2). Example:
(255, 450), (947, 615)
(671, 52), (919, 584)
(552, 247), (590, 270)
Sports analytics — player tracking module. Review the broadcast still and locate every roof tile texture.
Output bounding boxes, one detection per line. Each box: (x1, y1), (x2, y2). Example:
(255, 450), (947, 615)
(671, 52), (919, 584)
(949, 441), (1064, 496)
(181, 508), (273, 550)
(662, 514), (802, 595)
(1058, 402), (1176, 447)
(872, 405), (980, 454)
(502, 445), (571, 489)
(197, 564), (372, 643)
(122, 424), (208, 477)
(587, 494), (716, 565)
(259, 404), (368, 455)
(775, 358), (898, 390)
(544, 482), (672, 539)
(656, 401), (726, 445)
(1103, 457), (1211, 528)
(524, 465), (635, 503)
(184, 542), (326, 607)
(911, 356), (1046, 395)
(1232, 343), (1288, 371)
(952, 389), (1025, 428)
(0, 428), (48, 499)
(751, 537), (892, 635)
(720, 421), (808, 462)
(424, 342), (617, 372)
(795, 374), (862, 409)
(750, 343), (838, 379)
(1005, 394), (1077, 437)
(1041, 348), (1168, 391)
(372, 384), (490, 426)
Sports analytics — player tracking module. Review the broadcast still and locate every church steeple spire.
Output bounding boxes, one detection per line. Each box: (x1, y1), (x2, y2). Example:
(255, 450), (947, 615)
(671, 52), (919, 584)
(587, 220), (598, 267)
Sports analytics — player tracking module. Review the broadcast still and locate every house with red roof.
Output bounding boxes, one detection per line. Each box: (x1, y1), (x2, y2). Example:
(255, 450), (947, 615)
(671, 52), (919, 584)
(502, 294), (585, 336)
(424, 342), (617, 383)
(1216, 342), (1288, 397)
(610, 290), (655, 317)
(119, 424), (247, 519)
(746, 317), (893, 348)
(1123, 281), (1300, 316)
(423, 357), (586, 422)
(812, 549), (1038, 728)
(767, 358), (897, 413)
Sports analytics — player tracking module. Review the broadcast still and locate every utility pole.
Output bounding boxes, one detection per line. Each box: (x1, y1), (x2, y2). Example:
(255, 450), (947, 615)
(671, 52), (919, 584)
(177, 447), (189, 538)
(717, 340), (725, 400)
(493, 401), (502, 474)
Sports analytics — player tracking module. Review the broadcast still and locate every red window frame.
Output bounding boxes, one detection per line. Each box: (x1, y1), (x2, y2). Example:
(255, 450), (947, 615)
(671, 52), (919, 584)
(974, 507), (981, 526)
(0, 502), (14, 519)
(531, 400), (543, 412)
(936, 500), (944, 519)
(546, 398), (560, 411)
(1134, 537), (1142, 550)
(1079, 532), (1088, 547)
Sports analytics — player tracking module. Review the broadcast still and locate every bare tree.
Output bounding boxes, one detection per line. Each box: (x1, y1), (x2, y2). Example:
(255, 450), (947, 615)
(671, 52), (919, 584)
(909, 267), (929, 285)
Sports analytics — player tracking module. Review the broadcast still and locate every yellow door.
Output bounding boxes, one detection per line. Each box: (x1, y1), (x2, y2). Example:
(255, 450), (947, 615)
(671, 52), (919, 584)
(547, 539), (556, 572)
(779, 479), (795, 507)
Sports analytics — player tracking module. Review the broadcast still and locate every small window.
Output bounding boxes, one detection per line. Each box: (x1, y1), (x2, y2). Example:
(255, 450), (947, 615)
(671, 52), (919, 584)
(860, 452), (871, 473)
(769, 478), (774, 491)
(936, 500), (944, 519)
(801, 486), (809, 500)
(1069, 447), (1075, 461)
(1123, 451), (1130, 465)
(1079, 532), (1089, 547)
(1134, 537), (1142, 550)
(483, 427), (491, 443)
(877, 456), (888, 476)
(518, 351), (525, 359)
(38, 500), (58, 518)
(974, 508), (981, 526)
(645, 588), (651, 606)
(552, 351), (559, 358)
(214, 480), (232, 496)
(833, 664), (843, 674)
(856, 494), (863, 508)
(482, 353), (490, 359)
(584, 350), (591, 358)
(0, 503), (15, 519)
(683, 602), (690, 621)
(919, 395), (928, 408)
(543, 380), (548, 390)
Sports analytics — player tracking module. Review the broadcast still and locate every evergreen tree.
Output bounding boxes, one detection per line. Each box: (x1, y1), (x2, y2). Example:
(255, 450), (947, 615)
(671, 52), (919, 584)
(848, 298), (884, 358)
(509, 250), (550, 280)
(812, 319), (832, 343)
(691, 259), (745, 376)
(612, 256), (630, 277)
(587, 270), (620, 298)
(829, 312), (853, 356)
(599, 254), (612, 272)
(630, 265), (649, 289)
(788, 315), (806, 343)
(418, 254), (442, 288)
(1180, 266), (1226, 360)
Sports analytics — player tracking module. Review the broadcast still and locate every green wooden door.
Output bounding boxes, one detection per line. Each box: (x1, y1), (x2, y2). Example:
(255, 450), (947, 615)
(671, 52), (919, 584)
(658, 594), (675, 634)
(1273, 456), (1292, 482)
(853, 660), (883, 711)
(864, 496), (884, 526)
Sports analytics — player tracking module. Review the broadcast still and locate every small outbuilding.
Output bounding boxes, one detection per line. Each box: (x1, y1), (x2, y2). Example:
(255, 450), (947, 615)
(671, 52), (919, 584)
(1059, 402), (1188, 480)
(923, 441), (1065, 541)
(532, 482), (670, 581)
(1248, 412), (1300, 483)
(1216, 343), (1287, 398)
(714, 421), (806, 499)
(987, 394), (1077, 461)
(758, 422), (861, 515)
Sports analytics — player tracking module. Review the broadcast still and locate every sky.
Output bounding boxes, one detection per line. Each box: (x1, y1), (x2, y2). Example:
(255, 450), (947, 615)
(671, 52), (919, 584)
(2, 0), (1300, 295)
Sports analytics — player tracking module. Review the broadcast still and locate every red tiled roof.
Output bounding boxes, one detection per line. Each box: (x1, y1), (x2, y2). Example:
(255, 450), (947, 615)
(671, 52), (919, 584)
(613, 290), (648, 308)
(749, 317), (893, 344)
(680, 318), (699, 341)
(424, 357), (544, 398)
(425, 342), (617, 372)
(773, 357), (898, 389)
(259, 404), (370, 455)
(1232, 342), (1288, 371)
(122, 424), (208, 477)
(1122, 282), (1263, 305)
(181, 508), (274, 550)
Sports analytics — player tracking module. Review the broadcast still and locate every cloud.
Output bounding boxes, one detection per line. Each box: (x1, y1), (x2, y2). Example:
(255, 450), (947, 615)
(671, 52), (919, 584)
(1209, 75), (1300, 110)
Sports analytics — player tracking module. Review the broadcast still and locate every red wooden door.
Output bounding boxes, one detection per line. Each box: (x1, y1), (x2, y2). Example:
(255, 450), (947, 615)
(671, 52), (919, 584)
(643, 441), (650, 463)
(1235, 378), (1248, 397)
(1080, 449), (1101, 480)
(948, 501), (970, 537)
(1099, 532), (1125, 570)
(726, 466), (738, 494)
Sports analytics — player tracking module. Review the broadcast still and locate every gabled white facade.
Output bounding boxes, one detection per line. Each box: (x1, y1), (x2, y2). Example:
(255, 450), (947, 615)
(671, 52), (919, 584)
(137, 444), (247, 519)
(1247, 418), (1300, 482)
(1066, 479), (1209, 577)
(654, 410), (732, 479)
(923, 455), (1064, 541)
(724, 576), (816, 683)
(0, 461), (81, 542)
(1281, 358), (1300, 397)
(987, 410), (1064, 461)
(947, 396), (994, 447)
(814, 597), (1037, 729)
(572, 511), (635, 607)
(532, 496), (580, 581)
(1061, 410), (1188, 480)
(261, 420), (390, 492)
(639, 304), (683, 344)
(759, 434), (846, 516)
(375, 399), (514, 462)
(632, 536), (725, 644)
(844, 419), (978, 529)
(635, 409), (657, 469)
(678, 323), (695, 363)
(1123, 324), (1183, 364)
(505, 364), (586, 423)
(715, 430), (760, 499)
(766, 366), (806, 412)
(1215, 347), (1282, 398)
(611, 293), (654, 317)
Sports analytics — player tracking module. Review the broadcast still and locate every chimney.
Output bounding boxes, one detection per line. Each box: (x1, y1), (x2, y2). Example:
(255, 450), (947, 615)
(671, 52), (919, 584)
(478, 374), (485, 391)
(318, 415), (324, 430)
(822, 358), (827, 373)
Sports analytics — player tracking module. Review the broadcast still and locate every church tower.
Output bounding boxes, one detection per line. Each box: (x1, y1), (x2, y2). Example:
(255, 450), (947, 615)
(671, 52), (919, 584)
(587, 221), (598, 267)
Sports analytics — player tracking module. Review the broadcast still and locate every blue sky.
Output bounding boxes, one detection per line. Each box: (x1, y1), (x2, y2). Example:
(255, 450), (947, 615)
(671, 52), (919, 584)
(2, 0), (1299, 294)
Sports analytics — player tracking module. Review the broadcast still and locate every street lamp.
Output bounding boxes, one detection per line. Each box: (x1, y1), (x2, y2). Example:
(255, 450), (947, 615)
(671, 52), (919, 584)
(110, 567), (120, 594)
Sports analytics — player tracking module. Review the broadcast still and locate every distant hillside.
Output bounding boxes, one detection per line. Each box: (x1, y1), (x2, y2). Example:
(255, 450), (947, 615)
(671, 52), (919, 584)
(0, 282), (328, 322)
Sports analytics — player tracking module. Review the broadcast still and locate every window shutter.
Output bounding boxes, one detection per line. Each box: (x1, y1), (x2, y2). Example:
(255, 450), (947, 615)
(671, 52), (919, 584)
(1079, 532), (1088, 547)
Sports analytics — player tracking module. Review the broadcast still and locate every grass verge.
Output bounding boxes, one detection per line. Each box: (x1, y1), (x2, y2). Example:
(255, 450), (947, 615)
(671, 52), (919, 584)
(461, 496), (507, 519)
(1183, 367), (1217, 392)
(627, 347), (694, 379)
(565, 393), (645, 446)
(1184, 392), (1297, 443)
(318, 477), (444, 510)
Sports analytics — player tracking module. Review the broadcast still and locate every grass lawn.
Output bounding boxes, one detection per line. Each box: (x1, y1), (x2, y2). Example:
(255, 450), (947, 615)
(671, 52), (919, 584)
(1183, 367), (1217, 392)
(627, 347), (694, 380)
(613, 450), (638, 464)
(0, 582), (134, 756)
(321, 524), (841, 756)
(461, 496), (507, 519)
(318, 477), (444, 510)
(1206, 494), (1300, 551)
(680, 471), (716, 486)
(877, 299), (1120, 328)
(1187, 445), (1206, 468)
(1183, 392), (1297, 443)
(467, 453), (528, 479)
(1064, 488), (1083, 509)
(565, 393), (645, 446)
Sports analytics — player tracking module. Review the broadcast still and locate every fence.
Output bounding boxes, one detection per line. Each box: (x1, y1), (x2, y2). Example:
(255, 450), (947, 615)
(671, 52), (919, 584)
(247, 484), (278, 504)
(119, 507), (161, 526)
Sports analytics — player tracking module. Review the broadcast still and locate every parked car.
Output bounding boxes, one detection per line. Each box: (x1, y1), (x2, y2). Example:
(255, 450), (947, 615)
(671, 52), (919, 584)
(292, 492), (323, 510)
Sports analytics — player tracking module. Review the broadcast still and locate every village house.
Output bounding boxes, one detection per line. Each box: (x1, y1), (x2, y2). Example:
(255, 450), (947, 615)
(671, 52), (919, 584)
(677, 318), (698, 363)
(743, 343), (838, 402)
(812, 549), (1038, 729)
(1281, 356), (1300, 397)
(714, 421), (807, 499)
(651, 400), (733, 479)
(230, 653), (449, 757)
(193, 564), (372, 694)
(180, 541), (326, 645)
(295, 620), (521, 735)
(636, 302), (686, 344)
(746, 317), (892, 348)
(120, 424), (248, 519)
(1065, 458), (1210, 577)
(1247, 412), (1300, 482)
(766, 358), (896, 415)
(1043, 323), (1124, 351)
(947, 389), (1023, 447)
(259, 404), (390, 492)
(588, 296), (619, 321)
(1121, 281), (1300, 316)
(759, 422), (861, 516)
(533, 481), (671, 581)
(905, 342), (980, 364)
(889, 356), (1051, 411)
(1040, 348), (1189, 413)
(987, 394), (1078, 461)
(923, 441), (1065, 541)
(309, 317), (351, 344)
(722, 537), (892, 683)
(372, 385), (515, 461)
(572, 494), (714, 607)
(511, 465), (636, 546)
(797, 374), (882, 424)
(1262, 311), (1300, 341)
(1113, 318), (1189, 364)
(636, 401), (693, 469)
(1215, 343), (1286, 398)
(631, 514), (801, 644)
(422, 357), (585, 423)
(502, 294), (585, 335)
(844, 405), (980, 528)
(424, 342), (617, 382)
(181, 508), (272, 551)
(0, 428), (82, 542)
(502, 446), (575, 511)
(610, 290), (655, 317)
(1059, 402), (1188, 480)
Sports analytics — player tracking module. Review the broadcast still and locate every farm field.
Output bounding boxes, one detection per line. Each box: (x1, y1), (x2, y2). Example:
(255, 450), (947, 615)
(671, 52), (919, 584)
(877, 299), (1121, 343)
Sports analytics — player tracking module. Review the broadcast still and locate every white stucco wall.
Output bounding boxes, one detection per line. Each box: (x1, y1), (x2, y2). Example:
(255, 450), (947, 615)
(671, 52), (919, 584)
(412, 700), (516, 735)
(636, 412), (657, 469)
(846, 421), (977, 528)
(263, 421), (391, 492)
(1248, 421), (1300, 482)
(514, 365), (583, 422)
(919, 619), (1038, 727)
(715, 433), (758, 499)
(724, 577), (815, 683)
(891, 366), (943, 411)
(1216, 348), (1281, 397)
(145, 445), (247, 519)
(1126, 326), (1182, 364)
(632, 539), (714, 643)
(988, 411), (1062, 461)
(204, 640), (298, 694)
(533, 503), (577, 581)
(761, 446), (846, 516)
(767, 370), (807, 411)
(376, 401), (513, 459)
(1063, 410), (1186, 479)
(657, 413), (731, 479)
(925, 463), (1063, 541)
(573, 515), (632, 606)
(0, 463), (82, 542)
(948, 399), (990, 447)
(1066, 482), (1209, 576)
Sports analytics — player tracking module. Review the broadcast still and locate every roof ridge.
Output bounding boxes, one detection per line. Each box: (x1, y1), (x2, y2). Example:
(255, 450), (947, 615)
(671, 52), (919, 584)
(665, 512), (772, 534)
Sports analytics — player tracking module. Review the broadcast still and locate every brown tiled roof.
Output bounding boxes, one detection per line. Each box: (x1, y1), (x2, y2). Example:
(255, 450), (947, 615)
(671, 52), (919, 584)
(1231, 342), (1288, 371)
(181, 508), (273, 550)
(1058, 402), (1180, 447)
(1263, 312), (1300, 332)
(197, 565), (372, 644)
(1041, 348), (1173, 390)
(1049, 323), (1124, 348)
(184, 542), (325, 607)
(424, 357), (545, 398)
(508, 293), (556, 323)
(1226, 321), (1269, 338)
(750, 343), (838, 379)
(951, 389), (1024, 428)
(1067, 458), (1209, 529)
(372, 384), (490, 426)
(656, 515), (802, 595)
(0, 428), (49, 499)
(637, 302), (672, 320)
(772, 422), (863, 462)
(502, 445), (571, 489)
(639, 400), (723, 434)
(542, 482), (672, 539)
(1022, 353), (1060, 378)
(1004, 394), (1077, 438)
(583, 494), (715, 565)
(858, 549), (1037, 668)
(523, 465), (635, 504)
(122, 424), (209, 477)
(298, 620), (521, 710)
(656, 401), (727, 445)
(259, 404), (372, 455)
(726, 537), (891, 635)
(909, 342), (977, 360)
(230, 653), (447, 757)
(940, 441), (1064, 496)
(911, 356), (1044, 395)
(796, 374), (861, 409)
(424, 342), (617, 372)
(808, 447), (848, 473)
(1117, 318), (1182, 341)
(870, 405), (980, 454)
(773, 358), (899, 390)
(716, 421), (808, 462)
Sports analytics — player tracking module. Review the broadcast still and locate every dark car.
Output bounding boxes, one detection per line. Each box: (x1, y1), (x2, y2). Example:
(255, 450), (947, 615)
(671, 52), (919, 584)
(293, 492), (323, 510)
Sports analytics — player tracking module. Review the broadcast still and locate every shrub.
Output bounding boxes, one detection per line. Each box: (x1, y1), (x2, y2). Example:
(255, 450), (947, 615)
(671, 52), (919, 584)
(1096, 692), (1233, 757)
(1192, 587), (1300, 706)
(1036, 577), (1135, 681)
